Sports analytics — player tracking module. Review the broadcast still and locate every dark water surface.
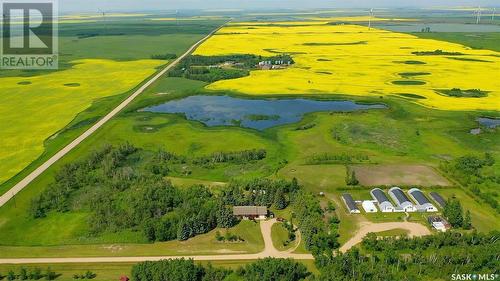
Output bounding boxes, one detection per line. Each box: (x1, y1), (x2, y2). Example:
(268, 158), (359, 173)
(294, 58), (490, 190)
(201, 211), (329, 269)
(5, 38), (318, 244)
(141, 95), (386, 130)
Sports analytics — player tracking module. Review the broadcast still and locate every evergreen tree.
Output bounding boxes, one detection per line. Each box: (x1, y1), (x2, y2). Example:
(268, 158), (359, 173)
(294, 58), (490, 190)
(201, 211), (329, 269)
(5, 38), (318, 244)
(177, 221), (191, 241)
(463, 210), (472, 230)
(7, 271), (15, 281)
(216, 204), (236, 229)
(274, 189), (287, 210)
(444, 199), (464, 228)
(19, 268), (28, 280)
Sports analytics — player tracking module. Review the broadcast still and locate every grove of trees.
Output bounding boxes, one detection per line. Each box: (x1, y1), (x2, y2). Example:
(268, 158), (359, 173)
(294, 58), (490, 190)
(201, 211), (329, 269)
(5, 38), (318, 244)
(29, 144), (295, 242)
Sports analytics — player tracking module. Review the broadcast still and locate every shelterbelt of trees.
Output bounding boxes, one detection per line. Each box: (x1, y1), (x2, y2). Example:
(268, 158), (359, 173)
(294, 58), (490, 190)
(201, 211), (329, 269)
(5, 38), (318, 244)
(28, 143), (337, 251)
(441, 153), (498, 213)
(131, 231), (499, 281)
(168, 54), (294, 82)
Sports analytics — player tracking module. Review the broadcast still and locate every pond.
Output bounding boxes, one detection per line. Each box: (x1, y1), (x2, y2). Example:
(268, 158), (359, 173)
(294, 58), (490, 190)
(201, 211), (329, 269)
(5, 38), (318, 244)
(141, 95), (386, 130)
(477, 117), (500, 128)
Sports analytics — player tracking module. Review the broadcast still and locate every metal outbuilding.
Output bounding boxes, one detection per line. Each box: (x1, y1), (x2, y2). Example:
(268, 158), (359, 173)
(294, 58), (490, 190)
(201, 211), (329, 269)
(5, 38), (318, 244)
(342, 193), (360, 214)
(429, 192), (447, 208)
(370, 188), (395, 212)
(389, 187), (416, 212)
(409, 188), (438, 212)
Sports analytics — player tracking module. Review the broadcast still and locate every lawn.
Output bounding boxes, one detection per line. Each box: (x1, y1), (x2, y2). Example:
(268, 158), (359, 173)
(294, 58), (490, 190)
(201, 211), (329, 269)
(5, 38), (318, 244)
(271, 222), (297, 251)
(375, 228), (410, 237)
(0, 220), (264, 258)
(194, 21), (500, 111)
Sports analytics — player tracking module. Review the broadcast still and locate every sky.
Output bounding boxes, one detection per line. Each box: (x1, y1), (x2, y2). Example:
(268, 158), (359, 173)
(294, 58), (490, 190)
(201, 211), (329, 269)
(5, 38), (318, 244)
(59, 0), (500, 13)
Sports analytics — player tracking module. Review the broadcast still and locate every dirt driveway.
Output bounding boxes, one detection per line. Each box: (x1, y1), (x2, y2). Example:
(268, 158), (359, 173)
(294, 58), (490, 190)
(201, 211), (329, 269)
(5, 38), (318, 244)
(339, 221), (432, 252)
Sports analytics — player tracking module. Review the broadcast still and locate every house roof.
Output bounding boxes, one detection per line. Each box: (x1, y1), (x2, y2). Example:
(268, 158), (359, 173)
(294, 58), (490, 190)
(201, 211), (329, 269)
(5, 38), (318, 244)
(233, 206), (267, 216)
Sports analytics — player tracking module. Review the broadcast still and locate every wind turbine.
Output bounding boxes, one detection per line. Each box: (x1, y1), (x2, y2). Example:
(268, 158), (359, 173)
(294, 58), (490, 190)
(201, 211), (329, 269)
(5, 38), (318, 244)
(368, 8), (374, 30)
(475, 6), (482, 24)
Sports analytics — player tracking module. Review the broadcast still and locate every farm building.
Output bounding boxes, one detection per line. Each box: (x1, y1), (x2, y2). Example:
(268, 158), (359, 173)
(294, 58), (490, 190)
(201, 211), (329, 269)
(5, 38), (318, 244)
(409, 188), (438, 212)
(362, 201), (378, 213)
(341, 193), (360, 214)
(428, 216), (451, 232)
(370, 188), (395, 212)
(429, 192), (447, 208)
(233, 206), (268, 220)
(389, 187), (417, 212)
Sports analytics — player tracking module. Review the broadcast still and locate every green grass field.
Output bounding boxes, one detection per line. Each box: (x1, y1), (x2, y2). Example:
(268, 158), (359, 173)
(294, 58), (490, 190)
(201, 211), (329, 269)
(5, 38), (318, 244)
(412, 32), (500, 52)
(0, 19), (224, 193)
(0, 15), (498, 264)
(271, 223), (297, 251)
(0, 220), (263, 258)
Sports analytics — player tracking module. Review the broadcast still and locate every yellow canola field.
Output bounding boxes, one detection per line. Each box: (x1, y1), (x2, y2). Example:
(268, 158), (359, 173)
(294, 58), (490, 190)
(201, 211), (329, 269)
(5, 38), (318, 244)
(0, 59), (164, 184)
(194, 23), (500, 111)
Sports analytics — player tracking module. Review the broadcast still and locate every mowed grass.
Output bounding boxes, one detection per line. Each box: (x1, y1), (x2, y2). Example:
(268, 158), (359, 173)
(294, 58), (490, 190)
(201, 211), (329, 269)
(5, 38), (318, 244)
(0, 220), (264, 258)
(194, 22), (500, 111)
(271, 222), (297, 251)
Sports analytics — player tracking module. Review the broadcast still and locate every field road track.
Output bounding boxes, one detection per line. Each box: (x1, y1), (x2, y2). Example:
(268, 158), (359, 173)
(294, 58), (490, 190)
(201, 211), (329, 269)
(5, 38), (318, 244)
(0, 219), (314, 264)
(0, 25), (225, 209)
(339, 221), (432, 253)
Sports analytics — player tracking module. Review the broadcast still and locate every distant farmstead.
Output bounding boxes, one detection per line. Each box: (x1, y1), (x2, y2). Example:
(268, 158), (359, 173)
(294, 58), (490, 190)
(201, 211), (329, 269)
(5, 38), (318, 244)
(233, 206), (268, 220)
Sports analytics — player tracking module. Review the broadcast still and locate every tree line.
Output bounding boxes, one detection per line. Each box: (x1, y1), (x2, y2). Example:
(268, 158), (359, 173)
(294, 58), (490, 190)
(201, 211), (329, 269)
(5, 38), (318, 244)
(168, 54), (294, 82)
(440, 153), (498, 213)
(29, 144), (293, 242)
(130, 231), (500, 281)
(131, 258), (309, 281)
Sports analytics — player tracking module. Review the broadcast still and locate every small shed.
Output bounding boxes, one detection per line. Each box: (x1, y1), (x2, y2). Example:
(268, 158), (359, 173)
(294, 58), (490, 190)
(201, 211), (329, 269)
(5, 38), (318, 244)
(233, 206), (268, 220)
(428, 216), (451, 232)
(341, 193), (360, 214)
(362, 201), (378, 213)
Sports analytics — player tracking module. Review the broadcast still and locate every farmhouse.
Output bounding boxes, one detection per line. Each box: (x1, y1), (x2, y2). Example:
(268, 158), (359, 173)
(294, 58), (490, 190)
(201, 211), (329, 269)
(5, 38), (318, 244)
(233, 206), (268, 220)
(370, 188), (395, 212)
(389, 187), (417, 212)
(362, 201), (378, 213)
(341, 193), (360, 214)
(429, 192), (447, 208)
(409, 188), (438, 212)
